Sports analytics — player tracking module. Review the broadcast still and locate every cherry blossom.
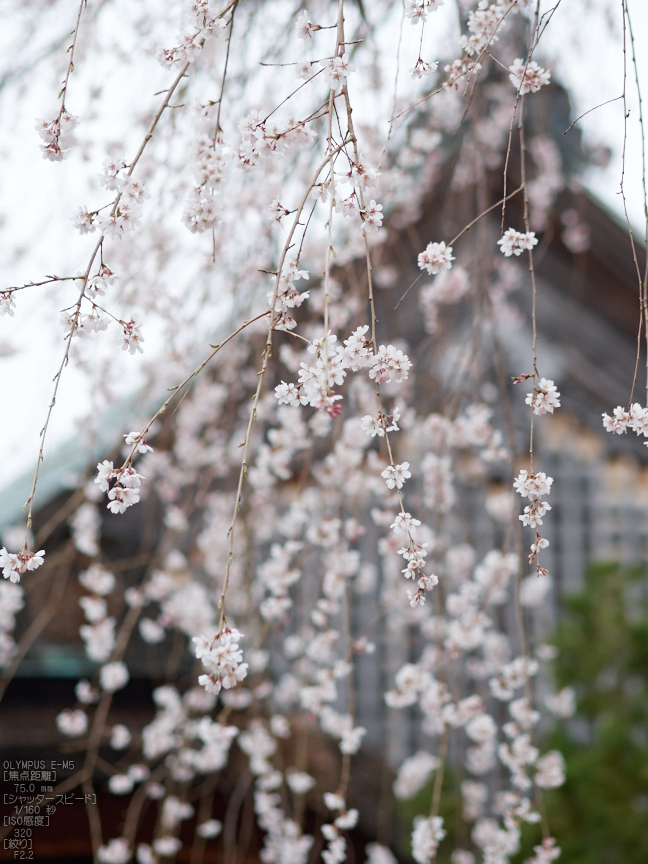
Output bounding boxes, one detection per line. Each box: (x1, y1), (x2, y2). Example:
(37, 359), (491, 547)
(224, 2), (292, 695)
(534, 750), (565, 788)
(361, 200), (384, 233)
(295, 10), (315, 41)
(123, 431), (154, 454)
(405, 0), (445, 25)
(97, 838), (131, 864)
(100, 661), (130, 692)
(508, 58), (551, 94)
(79, 564), (115, 595)
(391, 512), (421, 533)
(56, 708), (88, 737)
(110, 724), (132, 750)
(269, 198), (290, 222)
(381, 462), (412, 490)
(361, 407), (400, 437)
(121, 319), (144, 354)
(139, 618), (165, 644)
(519, 500), (551, 528)
(74, 207), (96, 234)
(393, 752), (439, 799)
(411, 59), (439, 79)
(513, 469), (553, 500)
(602, 402), (648, 440)
(497, 228), (538, 257)
(194, 626), (249, 694)
(81, 617), (116, 662)
(107, 485), (141, 514)
(368, 344), (412, 383)
(418, 241), (455, 275)
(411, 816), (446, 864)
(0, 293), (15, 316)
(526, 838), (561, 864)
(197, 819), (223, 838)
(320, 53), (355, 89)
(526, 378), (561, 415)
(36, 110), (78, 161)
(286, 771), (316, 794)
(0, 546), (45, 583)
(109, 774), (134, 795)
(0, 582), (23, 667)
(545, 686), (576, 718)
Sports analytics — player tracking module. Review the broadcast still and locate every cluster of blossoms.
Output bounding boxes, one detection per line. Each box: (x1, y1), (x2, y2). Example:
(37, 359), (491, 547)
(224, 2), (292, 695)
(193, 626), (249, 694)
(514, 470), (554, 572)
(183, 134), (230, 232)
(460, 0), (509, 56)
(381, 462), (411, 490)
(321, 797), (360, 864)
(411, 816), (446, 864)
(526, 378), (561, 415)
(602, 402), (648, 441)
(94, 720), (223, 863)
(120, 319), (144, 354)
(56, 562), (131, 740)
(418, 241), (455, 275)
(237, 109), (317, 171)
(77, 565), (117, 664)
(405, 0), (445, 25)
(270, 260), (310, 330)
(383, 537), (565, 859)
(0, 545), (45, 584)
(35, 110), (79, 161)
(410, 58), (439, 79)
(508, 59), (551, 94)
(275, 327), (411, 414)
(0, 292), (16, 316)
(60, 306), (108, 337)
(75, 169), (150, 239)
(123, 430), (154, 455)
(95, 457), (145, 514)
(85, 264), (117, 299)
(393, 751), (439, 799)
(361, 407), (400, 437)
(155, 5), (227, 68)
(321, 53), (355, 89)
(497, 228), (538, 257)
(59, 267), (117, 338)
(527, 837), (562, 864)
(295, 9), (317, 41)
(388, 511), (440, 607)
(275, 332), (347, 414)
(0, 580), (24, 666)
(240, 724), (315, 864)
(513, 470), (553, 502)
(368, 342), (413, 383)
(337, 159), (380, 193)
(360, 199), (384, 233)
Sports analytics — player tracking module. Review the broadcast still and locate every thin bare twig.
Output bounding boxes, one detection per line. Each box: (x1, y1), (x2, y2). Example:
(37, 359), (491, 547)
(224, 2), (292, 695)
(563, 95), (623, 135)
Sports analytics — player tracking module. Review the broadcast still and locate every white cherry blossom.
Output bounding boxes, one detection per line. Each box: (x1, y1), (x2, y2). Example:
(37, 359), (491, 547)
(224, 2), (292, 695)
(418, 241), (455, 275)
(497, 228), (538, 257)
(381, 462), (412, 490)
(508, 58), (551, 94)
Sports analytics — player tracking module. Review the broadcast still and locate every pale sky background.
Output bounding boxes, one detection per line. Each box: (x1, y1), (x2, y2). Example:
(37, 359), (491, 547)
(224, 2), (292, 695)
(0, 0), (646, 516)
